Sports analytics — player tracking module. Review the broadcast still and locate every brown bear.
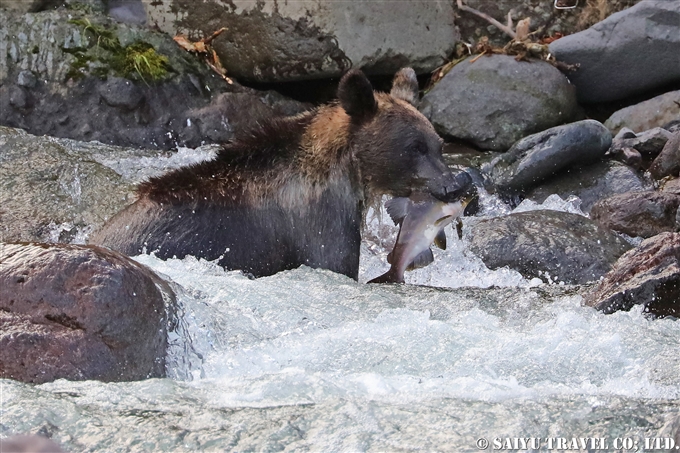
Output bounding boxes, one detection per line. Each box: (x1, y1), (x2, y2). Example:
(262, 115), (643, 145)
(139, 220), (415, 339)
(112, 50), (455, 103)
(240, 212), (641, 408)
(90, 68), (472, 279)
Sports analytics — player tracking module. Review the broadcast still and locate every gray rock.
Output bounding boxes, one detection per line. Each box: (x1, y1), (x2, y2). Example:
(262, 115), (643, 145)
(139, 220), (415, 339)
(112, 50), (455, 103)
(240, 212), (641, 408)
(591, 191), (680, 238)
(0, 126), (141, 242)
(0, 435), (66, 453)
(584, 232), (680, 318)
(650, 132), (680, 180)
(420, 55), (578, 151)
(0, 9), (309, 149)
(488, 120), (612, 192)
(141, 0), (457, 82)
(16, 70), (37, 88)
(99, 76), (145, 110)
(108, 0), (147, 24)
(0, 242), (173, 383)
(661, 177), (680, 196)
(468, 210), (631, 284)
(604, 90), (680, 134)
(627, 127), (672, 156)
(549, 1), (680, 103)
(525, 160), (650, 214)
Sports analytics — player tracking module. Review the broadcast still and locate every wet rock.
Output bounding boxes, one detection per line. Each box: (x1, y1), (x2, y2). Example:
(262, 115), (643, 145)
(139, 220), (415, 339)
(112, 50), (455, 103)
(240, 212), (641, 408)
(0, 9), (308, 149)
(98, 77), (145, 110)
(584, 232), (680, 318)
(142, 0), (457, 82)
(549, 1), (680, 104)
(524, 160), (650, 214)
(488, 120), (611, 193)
(591, 191), (680, 238)
(0, 435), (66, 453)
(108, 0), (146, 24)
(0, 126), (142, 242)
(420, 55), (578, 151)
(0, 242), (173, 383)
(604, 90), (680, 135)
(468, 210), (631, 284)
(650, 132), (680, 180)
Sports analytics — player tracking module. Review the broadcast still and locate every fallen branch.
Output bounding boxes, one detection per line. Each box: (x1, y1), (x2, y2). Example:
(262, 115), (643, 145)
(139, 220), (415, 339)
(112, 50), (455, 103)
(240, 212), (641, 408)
(456, 0), (516, 39)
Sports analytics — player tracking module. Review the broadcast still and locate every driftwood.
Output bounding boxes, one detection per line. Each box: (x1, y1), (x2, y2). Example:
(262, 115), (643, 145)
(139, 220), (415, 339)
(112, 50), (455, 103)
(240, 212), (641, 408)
(455, 0), (516, 39)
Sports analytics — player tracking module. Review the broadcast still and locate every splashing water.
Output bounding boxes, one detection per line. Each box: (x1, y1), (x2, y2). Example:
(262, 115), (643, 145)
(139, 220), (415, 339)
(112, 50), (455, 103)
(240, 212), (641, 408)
(6, 148), (679, 452)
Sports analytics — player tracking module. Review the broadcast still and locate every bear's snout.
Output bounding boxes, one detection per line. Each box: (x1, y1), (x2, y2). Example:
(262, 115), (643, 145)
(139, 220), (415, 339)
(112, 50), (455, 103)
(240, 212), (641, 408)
(437, 170), (473, 203)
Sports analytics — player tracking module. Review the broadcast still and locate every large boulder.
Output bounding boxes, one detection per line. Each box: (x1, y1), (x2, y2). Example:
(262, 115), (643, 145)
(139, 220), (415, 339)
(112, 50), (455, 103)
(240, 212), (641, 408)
(0, 242), (173, 383)
(420, 55), (578, 151)
(141, 0), (457, 83)
(604, 90), (680, 135)
(591, 191), (680, 238)
(549, 1), (680, 103)
(0, 9), (308, 149)
(524, 160), (650, 214)
(468, 210), (631, 284)
(0, 127), (138, 243)
(584, 232), (680, 318)
(487, 120), (612, 193)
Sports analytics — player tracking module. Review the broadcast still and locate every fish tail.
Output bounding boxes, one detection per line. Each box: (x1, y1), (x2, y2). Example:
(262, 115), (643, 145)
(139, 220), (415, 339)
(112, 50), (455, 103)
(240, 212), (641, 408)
(367, 268), (404, 284)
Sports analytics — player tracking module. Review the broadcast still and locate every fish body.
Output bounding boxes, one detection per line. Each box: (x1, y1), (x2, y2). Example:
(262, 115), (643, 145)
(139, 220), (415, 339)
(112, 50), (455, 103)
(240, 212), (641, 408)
(368, 192), (469, 284)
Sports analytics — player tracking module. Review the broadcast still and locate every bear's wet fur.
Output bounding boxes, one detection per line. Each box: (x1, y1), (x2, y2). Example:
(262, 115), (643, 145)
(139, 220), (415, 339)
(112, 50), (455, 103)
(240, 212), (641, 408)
(90, 68), (471, 279)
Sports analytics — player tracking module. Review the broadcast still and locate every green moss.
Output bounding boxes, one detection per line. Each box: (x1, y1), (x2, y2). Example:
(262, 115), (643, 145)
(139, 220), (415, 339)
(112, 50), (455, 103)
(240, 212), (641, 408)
(66, 17), (170, 83)
(112, 42), (169, 83)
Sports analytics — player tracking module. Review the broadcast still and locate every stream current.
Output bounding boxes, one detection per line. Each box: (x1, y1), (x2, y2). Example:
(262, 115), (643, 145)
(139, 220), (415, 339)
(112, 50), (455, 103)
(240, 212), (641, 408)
(1, 147), (678, 452)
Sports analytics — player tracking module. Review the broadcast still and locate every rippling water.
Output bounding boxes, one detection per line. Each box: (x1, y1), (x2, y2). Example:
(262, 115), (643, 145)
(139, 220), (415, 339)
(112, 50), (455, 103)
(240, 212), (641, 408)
(2, 150), (679, 452)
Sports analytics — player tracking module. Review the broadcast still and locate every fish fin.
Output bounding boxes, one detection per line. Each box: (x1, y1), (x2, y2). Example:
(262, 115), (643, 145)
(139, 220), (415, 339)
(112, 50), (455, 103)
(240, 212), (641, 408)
(434, 229), (447, 250)
(406, 248), (434, 271)
(385, 197), (410, 226)
(367, 268), (404, 284)
(386, 249), (394, 265)
(456, 218), (464, 240)
(434, 215), (453, 227)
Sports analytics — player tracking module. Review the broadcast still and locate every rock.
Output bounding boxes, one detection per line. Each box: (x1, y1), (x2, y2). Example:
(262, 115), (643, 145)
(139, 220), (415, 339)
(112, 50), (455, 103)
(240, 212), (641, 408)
(650, 132), (680, 180)
(626, 127), (672, 156)
(0, 9), (309, 149)
(420, 55), (578, 151)
(142, 0), (457, 83)
(549, 1), (680, 103)
(108, 0), (147, 24)
(468, 210), (631, 284)
(488, 120), (612, 192)
(608, 147), (642, 169)
(98, 76), (145, 110)
(0, 242), (173, 383)
(0, 127), (142, 243)
(661, 177), (680, 196)
(584, 232), (680, 318)
(525, 160), (650, 214)
(591, 191), (680, 238)
(0, 435), (66, 453)
(604, 90), (680, 134)
(16, 70), (37, 88)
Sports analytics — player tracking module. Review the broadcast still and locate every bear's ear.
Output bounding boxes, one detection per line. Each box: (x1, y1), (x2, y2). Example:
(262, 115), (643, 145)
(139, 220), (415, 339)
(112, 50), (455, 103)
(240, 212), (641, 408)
(337, 69), (377, 121)
(390, 68), (419, 106)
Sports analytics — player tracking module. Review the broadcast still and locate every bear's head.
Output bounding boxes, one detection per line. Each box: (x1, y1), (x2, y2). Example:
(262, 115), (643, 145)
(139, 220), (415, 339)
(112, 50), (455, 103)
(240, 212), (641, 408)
(338, 68), (471, 203)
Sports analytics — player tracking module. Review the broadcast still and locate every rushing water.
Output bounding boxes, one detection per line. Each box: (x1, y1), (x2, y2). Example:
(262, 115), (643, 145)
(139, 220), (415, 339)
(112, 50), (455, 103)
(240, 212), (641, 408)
(1, 148), (679, 452)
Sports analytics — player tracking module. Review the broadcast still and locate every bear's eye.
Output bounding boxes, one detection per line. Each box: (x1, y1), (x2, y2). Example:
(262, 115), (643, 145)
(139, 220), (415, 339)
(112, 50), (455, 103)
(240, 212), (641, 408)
(414, 142), (429, 155)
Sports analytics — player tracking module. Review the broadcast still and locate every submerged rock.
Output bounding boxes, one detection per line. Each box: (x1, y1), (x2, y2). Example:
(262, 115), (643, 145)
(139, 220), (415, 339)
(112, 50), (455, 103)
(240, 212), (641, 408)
(0, 242), (173, 383)
(524, 160), (649, 214)
(604, 90), (680, 134)
(420, 55), (578, 151)
(141, 0), (457, 82)
(585, 232), (680, 318)
(591, 191), (680, 238)
(488, 120), (612, 193)
(549, 0), (680, 103)
(468, 210), (631, 284)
